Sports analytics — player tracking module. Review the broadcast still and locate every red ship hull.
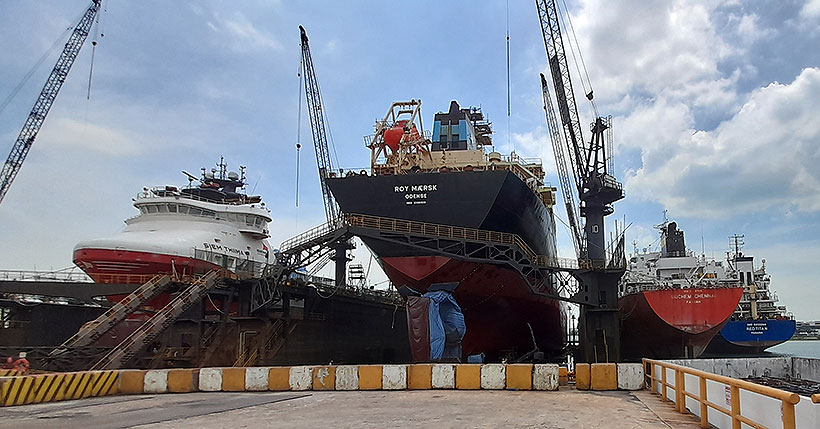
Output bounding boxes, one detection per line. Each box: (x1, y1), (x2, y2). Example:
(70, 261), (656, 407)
(382, 255), (566, 360)
(73, 248), (219, 284)
(619, 287), (743, 359)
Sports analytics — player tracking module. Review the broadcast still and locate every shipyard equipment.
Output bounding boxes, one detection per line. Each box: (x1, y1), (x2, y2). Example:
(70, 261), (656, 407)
(298, 25), (353, 287)
(0, 1), (101, 206)
(536, 0), (625, 362)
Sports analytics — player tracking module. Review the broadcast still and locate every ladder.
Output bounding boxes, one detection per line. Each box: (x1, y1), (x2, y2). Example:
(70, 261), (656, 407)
(90, 270), (224, 370)
(233, 318), (284, 367)
(50, 273), (173, 356)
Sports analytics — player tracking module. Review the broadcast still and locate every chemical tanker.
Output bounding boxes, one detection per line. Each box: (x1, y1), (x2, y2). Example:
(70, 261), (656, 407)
(326, 100), (567, 362)
(619, 219), (743, 359)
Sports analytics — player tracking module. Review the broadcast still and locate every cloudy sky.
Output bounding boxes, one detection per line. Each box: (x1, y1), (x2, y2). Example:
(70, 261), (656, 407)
(0, 1), (818, 319)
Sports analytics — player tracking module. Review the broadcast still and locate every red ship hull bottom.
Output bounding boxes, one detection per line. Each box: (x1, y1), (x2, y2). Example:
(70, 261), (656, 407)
(382, 255), (566, 361)
(619, 287), (743, 359)
(73, 248), (220, 284)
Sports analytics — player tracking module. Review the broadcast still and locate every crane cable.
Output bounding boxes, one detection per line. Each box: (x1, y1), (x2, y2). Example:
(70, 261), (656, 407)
(506, 0), (512, 152)
(0, 24), (76, 118)
(86, 0), (107, 100)
(557, 0), (597, 117)
(296, 53), (303, 208)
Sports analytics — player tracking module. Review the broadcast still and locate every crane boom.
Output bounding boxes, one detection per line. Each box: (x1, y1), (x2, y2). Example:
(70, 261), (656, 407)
(535, 0), (586, 192)
(535, 0), (623, 263)
(299, 25), (340, 223)
(0, 1), (101, 206)
(541, 73), (582, 256)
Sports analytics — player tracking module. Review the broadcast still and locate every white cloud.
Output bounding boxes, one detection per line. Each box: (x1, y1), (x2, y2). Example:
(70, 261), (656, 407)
(625, 67), (820, 218)
(45, 117), (142, 156)
(801, 0), (820, 19)
(571, 0), (739, 110)
(207, 12), (282, 53)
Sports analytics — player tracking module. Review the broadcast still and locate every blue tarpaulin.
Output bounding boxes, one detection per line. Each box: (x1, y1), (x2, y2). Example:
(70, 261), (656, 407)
(423, 290), (466, 360)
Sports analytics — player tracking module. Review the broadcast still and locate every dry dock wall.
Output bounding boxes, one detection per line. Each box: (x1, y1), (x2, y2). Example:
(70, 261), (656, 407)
(0, 363), (644, 407)
(666, 356), (820, 382)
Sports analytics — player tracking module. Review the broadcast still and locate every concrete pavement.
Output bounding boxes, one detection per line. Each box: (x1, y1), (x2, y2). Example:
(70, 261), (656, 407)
(0, 388), (700, 428)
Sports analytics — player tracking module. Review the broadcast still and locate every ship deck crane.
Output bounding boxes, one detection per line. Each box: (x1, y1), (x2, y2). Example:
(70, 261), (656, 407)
(299, 25), (352, 287)
(536, 0), (625, 362)
(0, 0), (101, 207)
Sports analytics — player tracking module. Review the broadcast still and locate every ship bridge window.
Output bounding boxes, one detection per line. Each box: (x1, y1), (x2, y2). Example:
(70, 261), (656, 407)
(201, 209), (215, 218)
(156, 204), (168, 213)
(189, 207), (203, 216)
(168, 204), (177, 213)
(177, 205), (189, 214)
(146, 205), (159, 214)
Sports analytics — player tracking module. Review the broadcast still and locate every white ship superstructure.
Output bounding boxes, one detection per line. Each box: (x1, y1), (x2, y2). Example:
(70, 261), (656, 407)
(74, 160), (272, 284)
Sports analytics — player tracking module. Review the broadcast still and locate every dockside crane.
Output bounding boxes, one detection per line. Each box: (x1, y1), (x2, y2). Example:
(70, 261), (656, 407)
(536, 0), (625, 362)
(298, 25), (352, 287)
(0, 0), (101, 207)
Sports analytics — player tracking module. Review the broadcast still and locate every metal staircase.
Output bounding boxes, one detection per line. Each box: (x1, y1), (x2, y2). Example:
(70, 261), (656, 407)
(49, 274), (173, 356)
(90, 270), (224, 370)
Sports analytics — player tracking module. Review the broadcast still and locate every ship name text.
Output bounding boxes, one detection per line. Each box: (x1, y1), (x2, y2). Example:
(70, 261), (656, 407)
(394, 184), (437, 205)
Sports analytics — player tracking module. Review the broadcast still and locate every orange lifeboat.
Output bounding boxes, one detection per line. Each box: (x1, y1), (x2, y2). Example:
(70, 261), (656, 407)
(382, 120), (420, 152)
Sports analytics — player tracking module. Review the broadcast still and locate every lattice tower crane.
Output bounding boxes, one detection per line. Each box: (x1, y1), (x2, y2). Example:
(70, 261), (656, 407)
(535, 0), (625, 363)
(0, 0), (101, 207)
(299, 25), (340, 224)
(299, 25), (351, 287)
(535, 0), (623, 266)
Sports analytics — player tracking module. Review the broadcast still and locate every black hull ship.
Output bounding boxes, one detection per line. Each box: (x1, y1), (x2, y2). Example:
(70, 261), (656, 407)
(327, 100), (567, 361)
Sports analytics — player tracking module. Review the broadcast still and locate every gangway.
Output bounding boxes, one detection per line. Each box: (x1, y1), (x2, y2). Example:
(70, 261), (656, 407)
(344, 214), (583, 303)
(90, 270), (224, 370)
(260, 213), (586, 305)
(49, 274), (173, 356)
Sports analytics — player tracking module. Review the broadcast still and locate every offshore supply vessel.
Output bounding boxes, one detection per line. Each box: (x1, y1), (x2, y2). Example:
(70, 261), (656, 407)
(73, 159), (272, 285)
(71, 160), (273, 342)
(326, 100), (566, 361)
(619, 220), (743, 359)
(706, 240), (795, 354)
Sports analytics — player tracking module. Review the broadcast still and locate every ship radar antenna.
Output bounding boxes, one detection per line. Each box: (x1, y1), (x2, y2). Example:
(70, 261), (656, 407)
(216, 156), (227, 180)
(239, 165), (247, 187)
(729, 234), (745, 258)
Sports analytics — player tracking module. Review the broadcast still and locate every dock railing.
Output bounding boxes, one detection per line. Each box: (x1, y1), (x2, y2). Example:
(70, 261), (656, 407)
(346, 213), (578, 270)
(643, 358), (801, 429)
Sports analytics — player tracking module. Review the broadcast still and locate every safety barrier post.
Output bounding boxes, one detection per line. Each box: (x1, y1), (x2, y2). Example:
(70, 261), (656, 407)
(729, 385), (740, 429)
(675, 369), (685, 413)
(661, 366), (667, 402)
(782, 401), (796, 429)
(699, 377), (708, 428)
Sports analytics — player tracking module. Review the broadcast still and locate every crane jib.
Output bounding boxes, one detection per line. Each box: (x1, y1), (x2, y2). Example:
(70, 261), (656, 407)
(0, 1), (100, 206)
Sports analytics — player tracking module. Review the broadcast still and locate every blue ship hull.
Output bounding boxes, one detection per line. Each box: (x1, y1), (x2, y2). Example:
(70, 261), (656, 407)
(710, 319), (796, 353)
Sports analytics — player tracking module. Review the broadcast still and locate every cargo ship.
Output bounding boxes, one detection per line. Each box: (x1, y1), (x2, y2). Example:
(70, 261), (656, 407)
(619, 219), (743, 359)
(706, 240), (795, 355)
(326, 100), (567, 361)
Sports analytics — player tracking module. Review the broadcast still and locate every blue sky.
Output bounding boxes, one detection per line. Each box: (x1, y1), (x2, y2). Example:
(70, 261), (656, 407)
(1, 1), (819, 319)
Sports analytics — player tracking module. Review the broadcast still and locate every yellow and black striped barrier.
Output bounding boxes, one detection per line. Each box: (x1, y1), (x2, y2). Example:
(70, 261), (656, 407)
(0, 370), (120, 406)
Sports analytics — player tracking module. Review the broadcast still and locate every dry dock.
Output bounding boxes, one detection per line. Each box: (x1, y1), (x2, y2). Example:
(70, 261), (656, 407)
(0, 389), (700, 428)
